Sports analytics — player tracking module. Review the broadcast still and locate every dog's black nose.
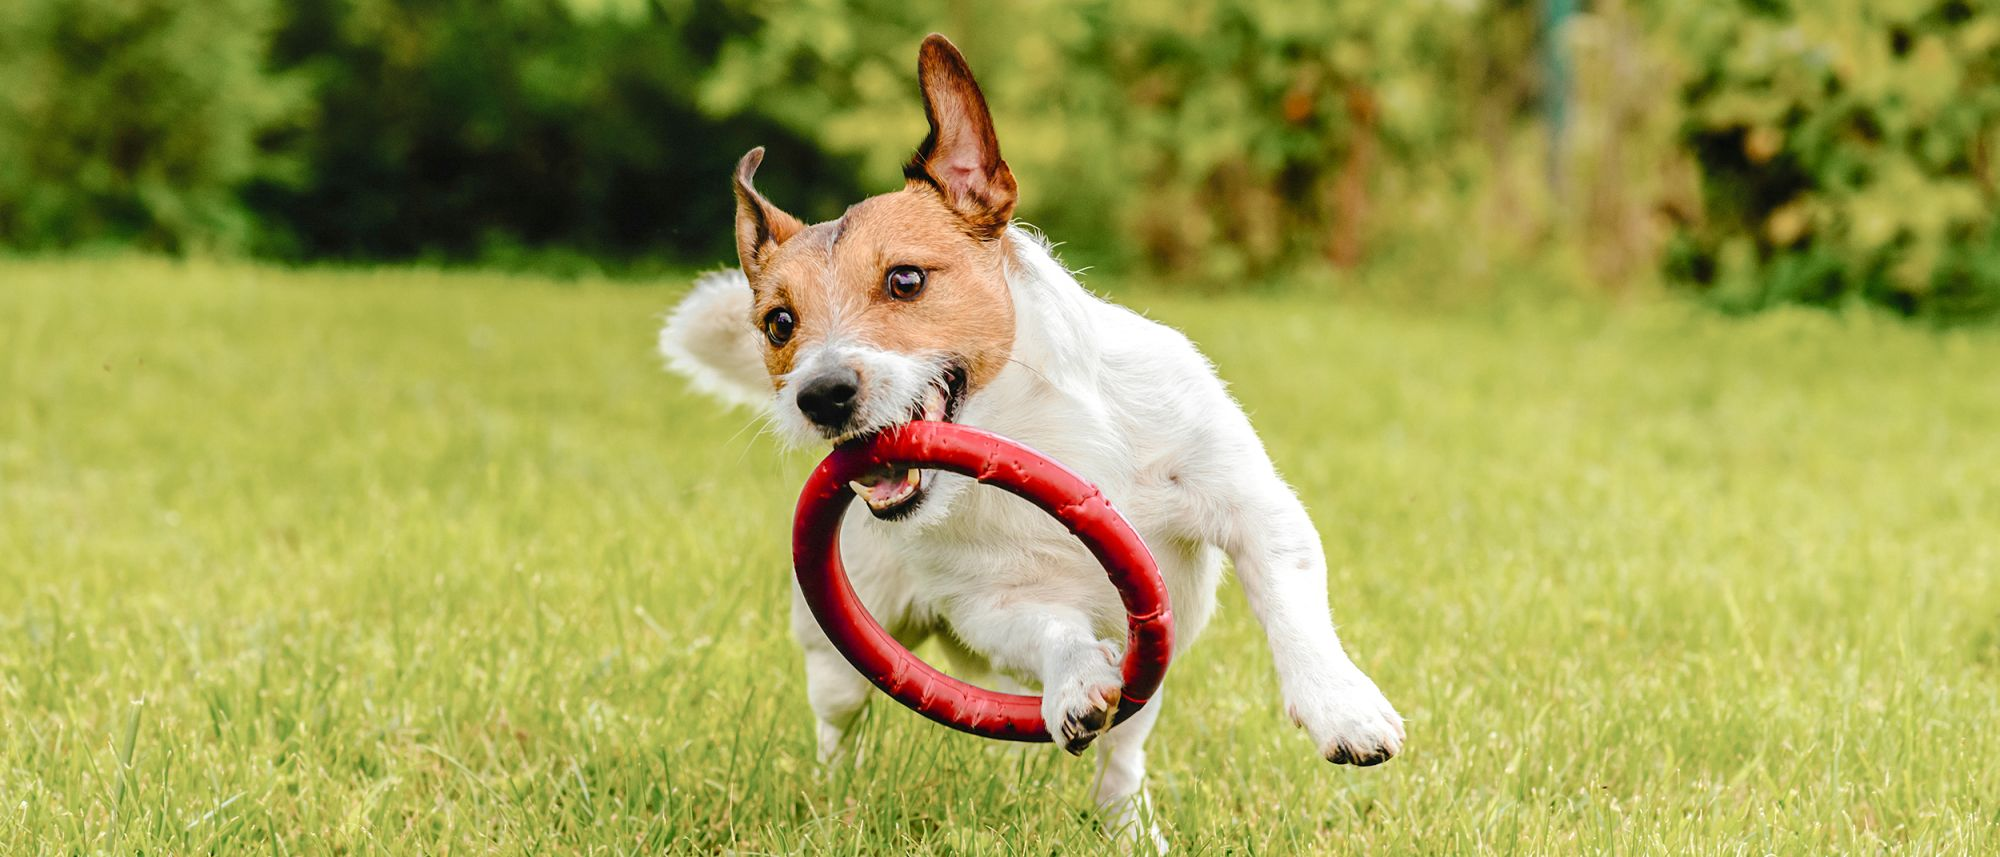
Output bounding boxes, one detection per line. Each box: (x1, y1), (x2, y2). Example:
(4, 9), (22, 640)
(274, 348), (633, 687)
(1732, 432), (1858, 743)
(796, 368), (861, 430)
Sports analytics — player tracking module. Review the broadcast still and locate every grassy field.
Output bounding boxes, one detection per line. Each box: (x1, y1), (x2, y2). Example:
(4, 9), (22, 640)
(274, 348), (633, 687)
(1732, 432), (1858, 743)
(3, 257), (1998, 855)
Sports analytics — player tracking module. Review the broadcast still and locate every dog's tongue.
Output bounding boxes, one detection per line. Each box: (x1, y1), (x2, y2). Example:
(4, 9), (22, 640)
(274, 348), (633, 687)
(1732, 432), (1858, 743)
(850, 466), (921, 511)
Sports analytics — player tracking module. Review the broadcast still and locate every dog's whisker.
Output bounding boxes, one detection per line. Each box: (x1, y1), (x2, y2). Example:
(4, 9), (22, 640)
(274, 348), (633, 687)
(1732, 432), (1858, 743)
(1002, 356), (1056, 387)
(721, 412), (763, 450)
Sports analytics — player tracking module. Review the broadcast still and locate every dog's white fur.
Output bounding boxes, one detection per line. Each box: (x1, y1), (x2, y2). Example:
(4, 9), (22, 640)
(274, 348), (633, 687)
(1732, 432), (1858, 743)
(661, 230), (1403, 849)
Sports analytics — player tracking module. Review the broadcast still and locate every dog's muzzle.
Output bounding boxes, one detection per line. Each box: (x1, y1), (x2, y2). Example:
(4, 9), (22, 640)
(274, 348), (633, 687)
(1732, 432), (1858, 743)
(845, 365), (967, 520)
(796, 367), (861, 432)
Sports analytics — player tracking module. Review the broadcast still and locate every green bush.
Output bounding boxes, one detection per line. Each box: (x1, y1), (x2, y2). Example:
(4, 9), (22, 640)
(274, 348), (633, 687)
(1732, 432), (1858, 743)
(705, 0), (2000, 317)
(0, 0), (1996, 318)
(0, 0), (302, 252)
(698, 1), (1540, 279)
(1665, 0), (2000, 321)
(244, 0), (863, 267)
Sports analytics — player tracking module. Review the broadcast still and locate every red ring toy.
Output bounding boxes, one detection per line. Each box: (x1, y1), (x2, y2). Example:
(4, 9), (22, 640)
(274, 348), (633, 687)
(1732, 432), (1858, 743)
(792, 421), (1174, 742)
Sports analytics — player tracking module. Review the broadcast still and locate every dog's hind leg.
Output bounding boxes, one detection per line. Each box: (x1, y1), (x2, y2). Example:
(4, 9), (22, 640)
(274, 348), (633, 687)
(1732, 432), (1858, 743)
(796, 622), (936, 766)
(791, 581), (928, 767)
(799, 638), (875, 765)
(1093, 686), (1169, 854)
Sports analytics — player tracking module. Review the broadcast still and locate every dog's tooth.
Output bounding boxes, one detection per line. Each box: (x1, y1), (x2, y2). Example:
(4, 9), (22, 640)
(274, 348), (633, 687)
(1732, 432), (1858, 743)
(921, 384), (947, 421)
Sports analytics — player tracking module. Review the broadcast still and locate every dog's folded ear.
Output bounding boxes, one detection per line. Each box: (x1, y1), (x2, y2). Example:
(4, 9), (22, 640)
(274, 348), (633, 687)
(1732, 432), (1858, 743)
(734, 147), (805, 278)
(905, 34), (1017, 239)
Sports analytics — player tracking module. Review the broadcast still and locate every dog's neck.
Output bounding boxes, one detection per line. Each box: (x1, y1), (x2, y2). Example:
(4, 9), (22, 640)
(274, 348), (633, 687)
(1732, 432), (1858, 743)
(996, 228), (1104, 396)
(893, 228), (1125, 533)
(946, 228), (1126, 469)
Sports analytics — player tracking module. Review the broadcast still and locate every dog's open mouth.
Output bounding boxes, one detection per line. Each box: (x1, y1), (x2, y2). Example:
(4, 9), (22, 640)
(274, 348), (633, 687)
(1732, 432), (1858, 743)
(847, 365), (967, 520)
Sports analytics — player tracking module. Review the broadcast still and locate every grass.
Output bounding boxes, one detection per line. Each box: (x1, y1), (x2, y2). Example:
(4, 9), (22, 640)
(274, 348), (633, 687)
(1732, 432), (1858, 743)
(3, 256), (1998, 855)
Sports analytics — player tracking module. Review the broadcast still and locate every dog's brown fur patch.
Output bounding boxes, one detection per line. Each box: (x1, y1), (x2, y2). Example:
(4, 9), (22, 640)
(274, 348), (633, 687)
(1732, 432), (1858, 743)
(733, 34), (1020, 395)
(743, 187), (1016, 391)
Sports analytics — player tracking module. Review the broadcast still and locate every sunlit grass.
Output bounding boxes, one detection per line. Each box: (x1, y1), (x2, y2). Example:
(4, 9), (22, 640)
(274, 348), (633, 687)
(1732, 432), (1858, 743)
(3, 257), (1997, 854)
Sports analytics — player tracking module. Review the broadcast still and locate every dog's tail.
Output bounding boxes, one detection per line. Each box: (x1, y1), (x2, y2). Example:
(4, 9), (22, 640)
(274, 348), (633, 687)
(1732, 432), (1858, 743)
(659, 268), (769, 410)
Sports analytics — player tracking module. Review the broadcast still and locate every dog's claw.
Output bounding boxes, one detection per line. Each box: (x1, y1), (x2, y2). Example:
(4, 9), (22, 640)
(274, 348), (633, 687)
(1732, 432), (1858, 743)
(1059, 687), (1119, 754)
(1046, 645), (1124, 754)
(1350, 750), (1392, 767)
(1322, 740), (1394, 767)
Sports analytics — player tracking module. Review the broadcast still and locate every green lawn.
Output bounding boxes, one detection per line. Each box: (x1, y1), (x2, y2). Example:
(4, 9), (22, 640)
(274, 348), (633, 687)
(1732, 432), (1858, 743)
(4, 257), (1998, 854)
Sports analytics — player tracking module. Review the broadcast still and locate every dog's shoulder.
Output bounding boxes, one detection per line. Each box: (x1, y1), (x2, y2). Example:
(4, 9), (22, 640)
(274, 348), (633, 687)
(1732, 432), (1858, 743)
(1085, 298), (1222, 389)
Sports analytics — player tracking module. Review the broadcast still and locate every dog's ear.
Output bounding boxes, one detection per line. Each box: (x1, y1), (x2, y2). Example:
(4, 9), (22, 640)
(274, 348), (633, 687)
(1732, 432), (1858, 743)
(733, 147), (805, 278)
(905, 34), (1017, 239)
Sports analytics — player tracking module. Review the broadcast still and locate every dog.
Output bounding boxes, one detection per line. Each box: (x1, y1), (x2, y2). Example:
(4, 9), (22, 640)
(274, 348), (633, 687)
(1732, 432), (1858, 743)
(660, 34), (1403, 849)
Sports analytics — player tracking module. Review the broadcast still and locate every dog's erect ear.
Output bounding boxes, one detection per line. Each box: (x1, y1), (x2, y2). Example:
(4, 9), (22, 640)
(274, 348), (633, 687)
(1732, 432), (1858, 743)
(733, 147), (805, 278)
(905, 34), (1017, 239)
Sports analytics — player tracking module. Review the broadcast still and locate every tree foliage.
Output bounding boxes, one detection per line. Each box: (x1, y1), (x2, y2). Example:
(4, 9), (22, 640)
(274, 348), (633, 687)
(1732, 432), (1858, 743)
(245, 0), (859, 266)
(0, 0), (301, 252)
(0, 0), (1996, 318)
(698, 0), (1526, 278)
(1664, 0), (2000, 320)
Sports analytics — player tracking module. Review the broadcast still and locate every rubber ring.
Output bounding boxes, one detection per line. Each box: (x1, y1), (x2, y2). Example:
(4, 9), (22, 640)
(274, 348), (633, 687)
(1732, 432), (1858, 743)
(792, 421), (1174, 742)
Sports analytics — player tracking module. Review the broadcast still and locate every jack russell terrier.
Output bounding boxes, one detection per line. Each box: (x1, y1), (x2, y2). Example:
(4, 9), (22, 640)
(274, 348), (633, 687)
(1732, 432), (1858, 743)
(660, 33), (1402, 849)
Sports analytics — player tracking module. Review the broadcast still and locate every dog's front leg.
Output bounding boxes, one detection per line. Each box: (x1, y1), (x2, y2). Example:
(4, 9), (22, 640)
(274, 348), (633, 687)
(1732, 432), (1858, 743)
(1204, 467), (1405, 766)
(942, 598), (1123, 754)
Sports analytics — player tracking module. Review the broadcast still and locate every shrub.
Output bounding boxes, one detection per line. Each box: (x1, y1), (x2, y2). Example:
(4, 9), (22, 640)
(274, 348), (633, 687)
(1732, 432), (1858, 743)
(0, 0), (303, 252)
(1666, 0), (2000, 321)
(1, 0), (1996, 319)
(698, 0), (1536, 279)
(246, 0), (861, 267)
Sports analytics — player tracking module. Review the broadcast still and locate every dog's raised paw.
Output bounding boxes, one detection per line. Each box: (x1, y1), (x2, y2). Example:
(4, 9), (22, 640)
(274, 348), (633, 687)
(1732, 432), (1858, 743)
(1286, 674), (1405, 767)
(1043, 643), (1125, 754)
(1060, 685), (1120, 754)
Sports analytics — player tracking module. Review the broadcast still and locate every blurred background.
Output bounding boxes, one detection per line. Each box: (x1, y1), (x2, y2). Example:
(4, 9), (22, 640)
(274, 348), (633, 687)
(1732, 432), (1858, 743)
(7, 6), (2000, 851)
(2, 0), (1998, 320)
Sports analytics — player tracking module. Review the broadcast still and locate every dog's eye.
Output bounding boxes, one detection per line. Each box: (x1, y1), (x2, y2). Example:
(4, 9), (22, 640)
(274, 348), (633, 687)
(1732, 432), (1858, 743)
(884, 266), (926, 301)
(762, 308), (796, 346)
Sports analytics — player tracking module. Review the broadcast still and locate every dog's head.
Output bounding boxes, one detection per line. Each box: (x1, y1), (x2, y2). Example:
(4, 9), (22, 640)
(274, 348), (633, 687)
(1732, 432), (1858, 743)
(734, 35), (1018, 520)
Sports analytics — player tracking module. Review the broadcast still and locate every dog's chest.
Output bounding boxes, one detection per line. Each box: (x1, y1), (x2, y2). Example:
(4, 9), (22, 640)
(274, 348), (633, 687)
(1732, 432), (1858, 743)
(908, 477), (1098, 576)
(906, 469), (1193, 583)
